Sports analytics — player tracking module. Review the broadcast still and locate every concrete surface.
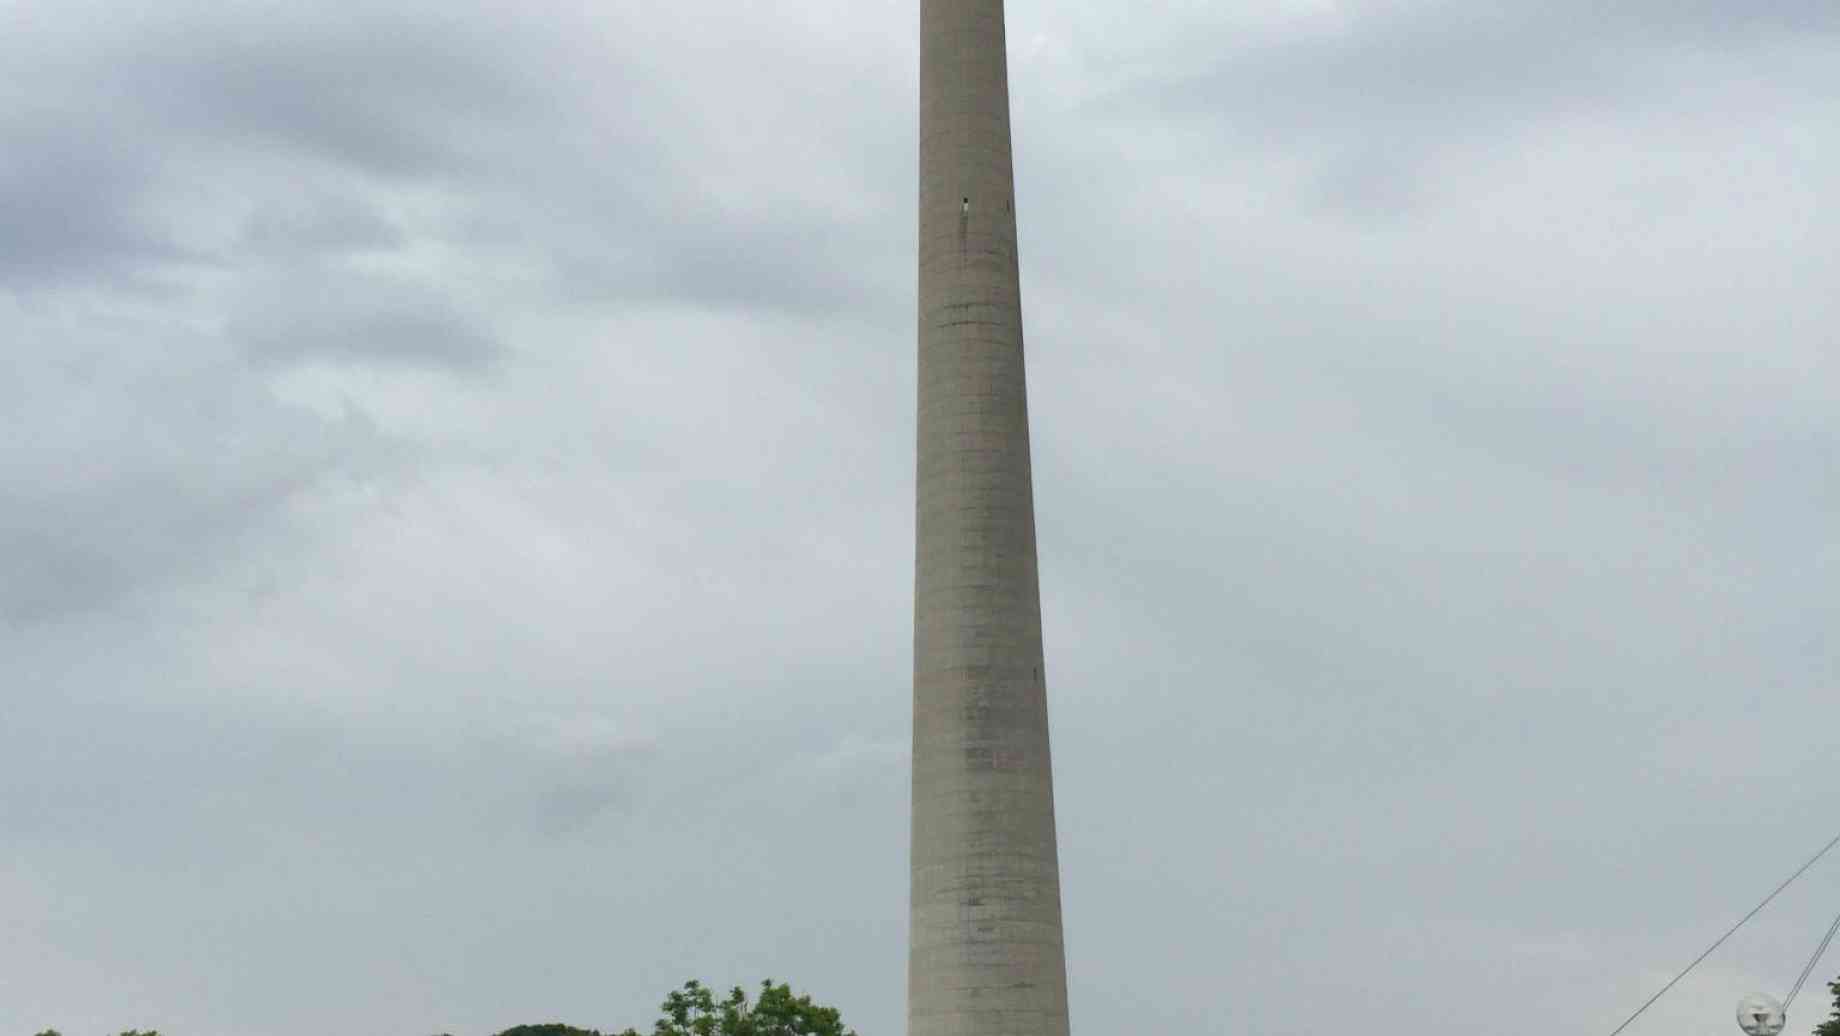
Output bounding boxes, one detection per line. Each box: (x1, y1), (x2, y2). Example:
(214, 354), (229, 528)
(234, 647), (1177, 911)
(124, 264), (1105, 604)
(910, 2), (1072, 1034)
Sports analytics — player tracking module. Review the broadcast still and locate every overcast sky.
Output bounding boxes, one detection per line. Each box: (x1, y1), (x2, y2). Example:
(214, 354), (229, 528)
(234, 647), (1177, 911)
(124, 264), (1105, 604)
(3, 1), (1837, 1034)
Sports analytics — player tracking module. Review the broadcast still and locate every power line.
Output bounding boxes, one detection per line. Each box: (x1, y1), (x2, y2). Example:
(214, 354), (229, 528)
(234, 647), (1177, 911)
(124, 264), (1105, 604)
(1604, 828), (1840, 1036)
(1785, 907), (1840, 1013)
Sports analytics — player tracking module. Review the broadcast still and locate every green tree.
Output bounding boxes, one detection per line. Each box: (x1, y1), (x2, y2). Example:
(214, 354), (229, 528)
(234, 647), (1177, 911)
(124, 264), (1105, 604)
(1814, 976), (1840, 1036)
(492, 978), (854, 1036)
(624, 979), (855, 1036)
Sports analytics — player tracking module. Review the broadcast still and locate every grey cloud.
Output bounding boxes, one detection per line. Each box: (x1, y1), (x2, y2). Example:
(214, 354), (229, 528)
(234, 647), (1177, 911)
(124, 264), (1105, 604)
(0, 122), (188, 286)
(588, 211), (900, 317)
(2, 1), (903, 324)
(231, 272), (502, 370)
(239, 191), (404, 258)
(0, 308), (390, 624)
(1578, 0), (1840, 39)
(0, 5), (569, 294)
(0, 10), (525, 291)
(3, 2), (1838, 1035)
(91, 6), (566, 180)
(0, 401), (378, 625)
(1088, 0), (1840, 223)
(0, 701), (655, 855)
(1118, 0), (1840, 129)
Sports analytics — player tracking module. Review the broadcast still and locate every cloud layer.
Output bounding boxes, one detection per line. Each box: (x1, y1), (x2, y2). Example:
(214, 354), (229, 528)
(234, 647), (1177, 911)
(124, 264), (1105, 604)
(3, 2), (1837, 1035)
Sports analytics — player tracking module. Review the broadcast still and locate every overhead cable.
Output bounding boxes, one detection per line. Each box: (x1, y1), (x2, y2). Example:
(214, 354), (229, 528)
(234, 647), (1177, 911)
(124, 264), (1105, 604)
(1604, 828), (1840, 1036)
(1785, 906), (1840, 1013)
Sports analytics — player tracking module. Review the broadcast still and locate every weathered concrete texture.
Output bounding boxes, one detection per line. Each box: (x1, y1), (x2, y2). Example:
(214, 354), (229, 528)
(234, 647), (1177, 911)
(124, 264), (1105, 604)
(910, 2), (1071, 1036)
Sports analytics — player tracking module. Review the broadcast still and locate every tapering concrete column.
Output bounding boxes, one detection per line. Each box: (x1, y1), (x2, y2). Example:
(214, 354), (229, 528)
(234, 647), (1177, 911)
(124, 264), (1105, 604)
(909, 2), (1071, 1035)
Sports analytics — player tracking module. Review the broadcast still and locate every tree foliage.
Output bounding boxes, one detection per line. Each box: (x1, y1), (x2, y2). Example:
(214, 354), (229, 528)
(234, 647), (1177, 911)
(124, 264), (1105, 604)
(33, 978), (850, 1036)
(1814, 976), (1840, 1036)
(491, 979), (854, 1036)
(627, 980), (855, 1036)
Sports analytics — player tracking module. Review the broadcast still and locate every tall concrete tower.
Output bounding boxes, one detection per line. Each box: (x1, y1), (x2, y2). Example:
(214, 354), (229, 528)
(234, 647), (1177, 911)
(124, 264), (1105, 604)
(910, 2), (1071, 1035)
